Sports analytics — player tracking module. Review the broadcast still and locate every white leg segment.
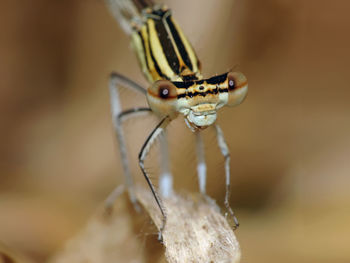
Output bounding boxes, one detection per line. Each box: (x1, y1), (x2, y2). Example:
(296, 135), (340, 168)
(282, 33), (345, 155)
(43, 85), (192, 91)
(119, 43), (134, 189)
(159, 131), (173, 198)
(195, 131), (207, 194)
(215, 125), (230, 187)
(159, 172), (173, 198)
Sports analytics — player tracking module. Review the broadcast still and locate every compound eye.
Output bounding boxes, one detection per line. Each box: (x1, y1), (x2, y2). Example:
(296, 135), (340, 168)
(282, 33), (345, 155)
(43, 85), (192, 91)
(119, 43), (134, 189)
(159, 86), (170, 98)
(154, 80), (177, 99)
(227, 72), (237, 90)
(226, 71), (248, 107)
(147, 80), (178, 118)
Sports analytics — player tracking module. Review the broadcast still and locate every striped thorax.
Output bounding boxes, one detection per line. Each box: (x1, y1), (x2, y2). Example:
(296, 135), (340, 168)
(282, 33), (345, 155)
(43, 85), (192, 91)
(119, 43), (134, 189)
(130, 5), (248, 130)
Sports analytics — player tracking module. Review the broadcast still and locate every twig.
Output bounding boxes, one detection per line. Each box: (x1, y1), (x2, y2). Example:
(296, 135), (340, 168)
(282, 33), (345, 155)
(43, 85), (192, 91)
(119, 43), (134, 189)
(49, 186), (241, 263)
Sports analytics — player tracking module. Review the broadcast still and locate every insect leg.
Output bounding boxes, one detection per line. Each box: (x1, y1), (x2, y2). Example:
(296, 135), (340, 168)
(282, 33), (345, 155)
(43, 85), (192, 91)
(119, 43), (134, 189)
(215, 124), (239, 230)
(195, 131), (207, 195)
(108, 72), (147, 208)
(110, 71), (147, 96)
(159, 130), (173, 198)
(139, 117), (170, 241)
(105, 107), (152, 212)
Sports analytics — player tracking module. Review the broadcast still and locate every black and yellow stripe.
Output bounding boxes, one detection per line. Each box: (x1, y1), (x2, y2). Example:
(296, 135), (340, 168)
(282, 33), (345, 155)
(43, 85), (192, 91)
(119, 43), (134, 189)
(131, 6), (201, 83)
(172, 73), (233, 99)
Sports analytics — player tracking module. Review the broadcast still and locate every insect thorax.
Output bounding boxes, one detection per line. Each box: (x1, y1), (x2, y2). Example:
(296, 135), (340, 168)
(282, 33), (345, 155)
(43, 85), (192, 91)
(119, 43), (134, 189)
(130, 6), (201, 83)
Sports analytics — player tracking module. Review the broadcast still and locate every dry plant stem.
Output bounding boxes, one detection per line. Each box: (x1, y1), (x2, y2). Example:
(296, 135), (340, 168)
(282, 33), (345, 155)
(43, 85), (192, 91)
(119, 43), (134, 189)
(49, 185), (241, 263)
(136, 186), (241, 263)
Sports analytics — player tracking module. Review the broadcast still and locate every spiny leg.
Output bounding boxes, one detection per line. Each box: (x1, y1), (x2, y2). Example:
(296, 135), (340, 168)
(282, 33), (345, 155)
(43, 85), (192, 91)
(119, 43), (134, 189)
(159, 130), (173, 198)
(195, 131), (207, 195)
(110, 71), (147, 96)
(139, 117), (170, 241)
(108, 72), (147, 208)
(215, 124), (239, 230)
(109, 72), (173, 216)
(105, 107), (152, 212)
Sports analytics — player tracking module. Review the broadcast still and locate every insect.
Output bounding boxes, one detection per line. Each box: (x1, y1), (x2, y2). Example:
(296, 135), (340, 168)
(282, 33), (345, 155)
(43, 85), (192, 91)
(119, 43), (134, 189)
(105, 0), (248, 239)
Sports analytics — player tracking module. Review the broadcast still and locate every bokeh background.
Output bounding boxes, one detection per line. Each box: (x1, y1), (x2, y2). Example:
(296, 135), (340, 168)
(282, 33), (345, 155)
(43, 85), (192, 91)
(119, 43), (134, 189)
(1, 0), (349, 262)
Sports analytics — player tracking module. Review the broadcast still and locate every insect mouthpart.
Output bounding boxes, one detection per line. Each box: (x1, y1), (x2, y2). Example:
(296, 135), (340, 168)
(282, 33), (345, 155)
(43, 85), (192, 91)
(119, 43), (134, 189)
(186, 103), (218, 129)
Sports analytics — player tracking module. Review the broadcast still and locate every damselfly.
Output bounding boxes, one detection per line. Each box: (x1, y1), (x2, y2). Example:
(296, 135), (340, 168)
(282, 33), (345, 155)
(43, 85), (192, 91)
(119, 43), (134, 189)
(105, 0), (248, 238)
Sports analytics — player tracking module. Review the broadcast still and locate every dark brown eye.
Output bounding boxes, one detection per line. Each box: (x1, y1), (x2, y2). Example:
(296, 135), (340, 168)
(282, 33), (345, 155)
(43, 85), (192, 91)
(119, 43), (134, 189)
(146, 80), (179, 118)
(148, 80), (178, 100)
(228, 73), (236, 90)
(150, 80), (177, 100)
(159, 86), (170, 98)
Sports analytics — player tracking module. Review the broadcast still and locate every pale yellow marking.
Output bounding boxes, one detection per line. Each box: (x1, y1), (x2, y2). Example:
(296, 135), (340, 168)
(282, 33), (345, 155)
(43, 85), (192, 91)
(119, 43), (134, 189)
(147, 19), (177, 80)
(192, 103), (216, 113)
(140, 25), (162, 82)
(131, 31), (153, 83)
(140, 26), (157, 82)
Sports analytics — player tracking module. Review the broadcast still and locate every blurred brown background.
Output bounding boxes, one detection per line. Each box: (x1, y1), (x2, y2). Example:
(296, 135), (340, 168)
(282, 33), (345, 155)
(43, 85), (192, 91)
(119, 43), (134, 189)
(0, 0), (349, 262)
